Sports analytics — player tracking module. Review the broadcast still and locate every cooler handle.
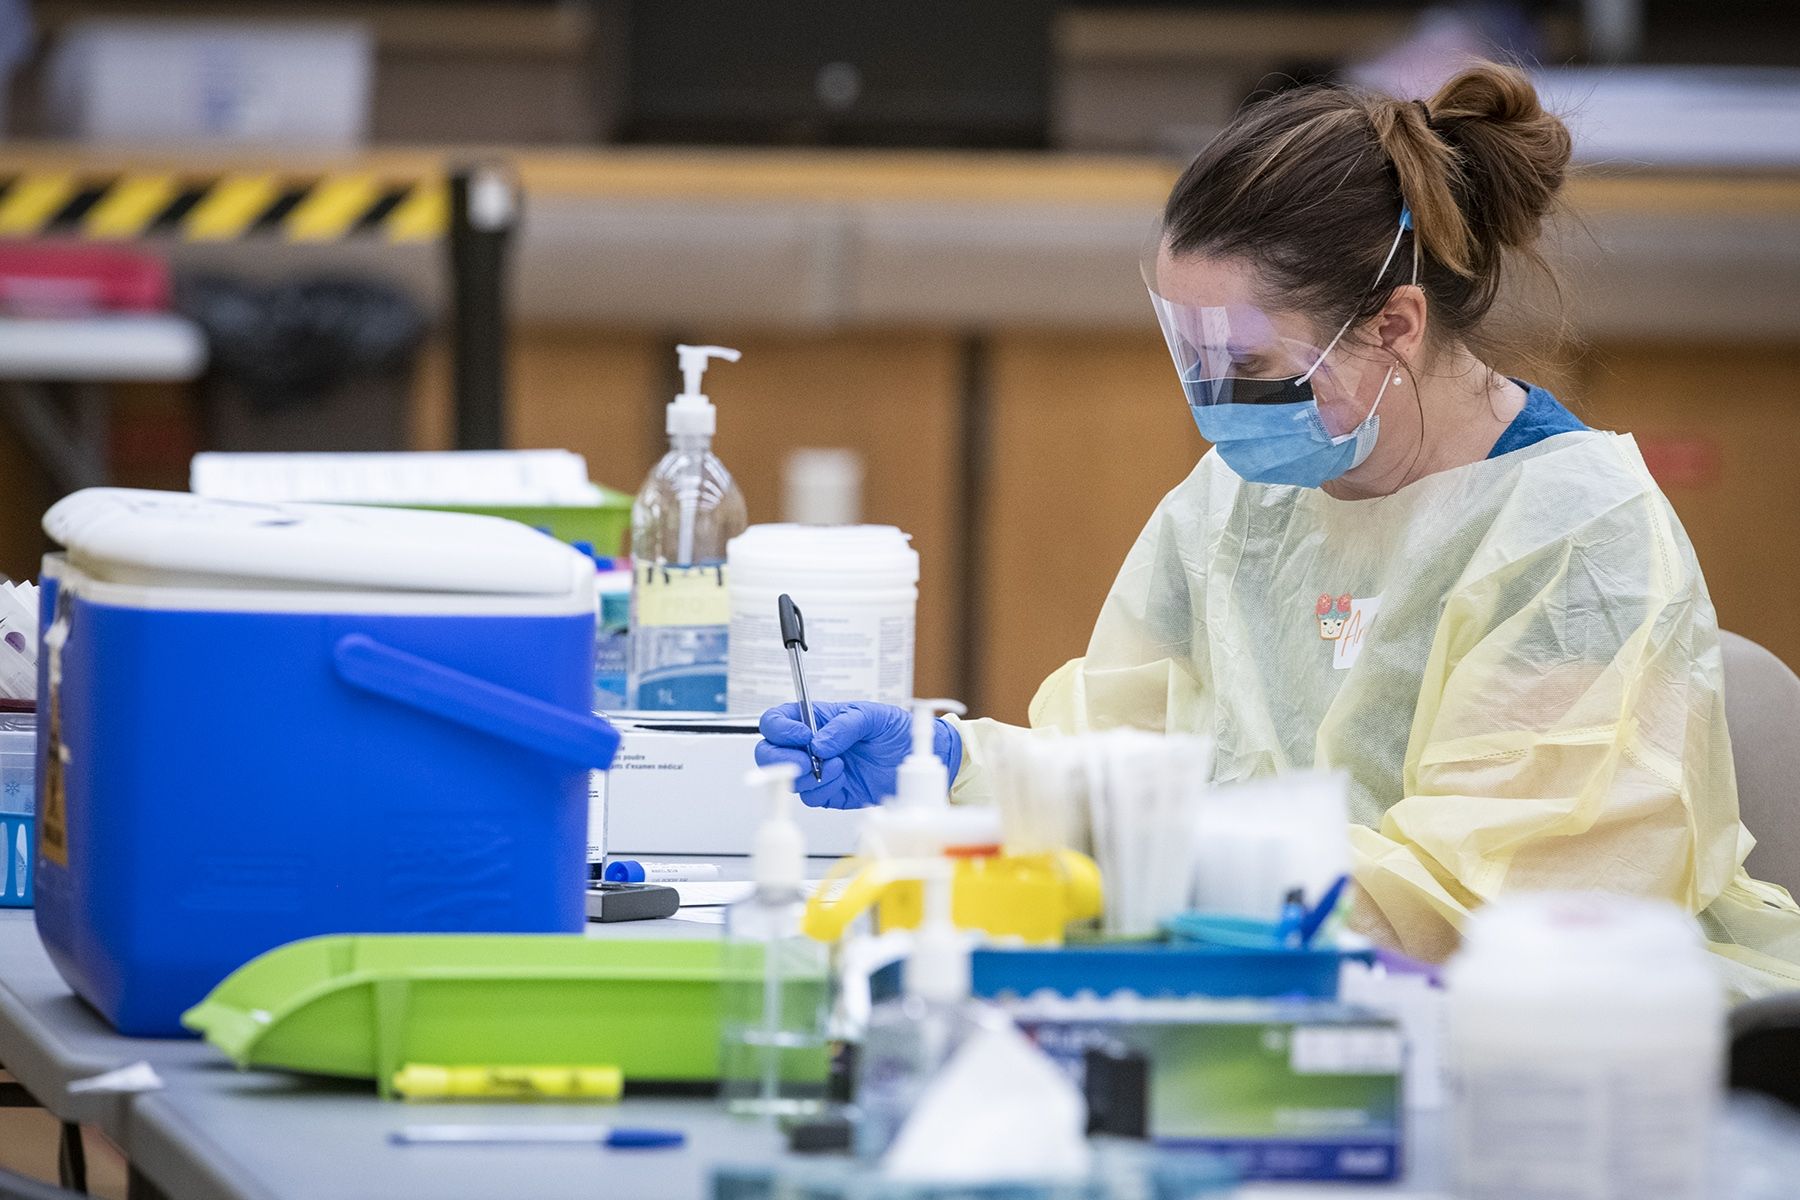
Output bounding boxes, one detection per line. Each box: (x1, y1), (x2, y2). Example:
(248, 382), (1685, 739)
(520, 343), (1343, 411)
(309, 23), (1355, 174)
(333, 634), (620, 770)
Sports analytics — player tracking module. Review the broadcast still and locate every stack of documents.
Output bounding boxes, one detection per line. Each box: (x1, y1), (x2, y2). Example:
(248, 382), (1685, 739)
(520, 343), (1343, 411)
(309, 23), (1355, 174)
(189, 450), (606, 506)
(0, 581), (37, 700)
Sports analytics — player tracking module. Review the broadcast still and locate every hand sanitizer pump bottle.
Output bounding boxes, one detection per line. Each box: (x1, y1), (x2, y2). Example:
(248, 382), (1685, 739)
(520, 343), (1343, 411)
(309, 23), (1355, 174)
(721, 763), (833, 1119)
(628, 344), (748, 711)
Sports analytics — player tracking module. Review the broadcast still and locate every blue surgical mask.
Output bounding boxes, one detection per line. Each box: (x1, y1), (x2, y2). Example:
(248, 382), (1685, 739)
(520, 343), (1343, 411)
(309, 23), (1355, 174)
(1189, 369), (1391, 488)
(1149, 206), (1417, 488)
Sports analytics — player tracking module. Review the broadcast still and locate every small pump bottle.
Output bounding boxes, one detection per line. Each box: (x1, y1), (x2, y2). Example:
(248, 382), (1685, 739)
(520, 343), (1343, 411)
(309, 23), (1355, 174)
(863, 699), (995, 859)
(628, 344), (748, 711)
(720, 763), (833, 1119)
(853, 863), (1009, 1159)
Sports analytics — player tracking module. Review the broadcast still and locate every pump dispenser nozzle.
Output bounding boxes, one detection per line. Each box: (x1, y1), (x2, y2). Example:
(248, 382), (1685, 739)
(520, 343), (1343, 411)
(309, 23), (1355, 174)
(669, 344), (742, 437)
(744, 762), (805, 892)
(906, 861), (970, 1004)
(894, 698), (966, 810)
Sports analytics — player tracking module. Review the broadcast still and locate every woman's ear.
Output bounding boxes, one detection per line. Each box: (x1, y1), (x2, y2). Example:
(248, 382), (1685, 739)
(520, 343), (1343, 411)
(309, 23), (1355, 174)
(1374, 283), (1428, 361)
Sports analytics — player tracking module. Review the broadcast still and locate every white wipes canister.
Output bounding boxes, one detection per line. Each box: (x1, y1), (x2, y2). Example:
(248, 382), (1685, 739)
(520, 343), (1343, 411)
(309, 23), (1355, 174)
(726, 524), (918, 713)
(1446, 892), (1725, 1200)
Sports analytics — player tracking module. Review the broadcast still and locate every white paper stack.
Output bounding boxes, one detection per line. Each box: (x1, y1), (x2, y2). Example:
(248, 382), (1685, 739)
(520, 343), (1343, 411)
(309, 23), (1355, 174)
(189, 450), (605, 507)
(0, 581), (38, 700)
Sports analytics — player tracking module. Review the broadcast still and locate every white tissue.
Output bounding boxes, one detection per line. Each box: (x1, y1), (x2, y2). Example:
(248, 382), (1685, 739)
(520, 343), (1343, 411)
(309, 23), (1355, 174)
(882, 1020), (1091, 1183)
(66, 1061), (163, 1094)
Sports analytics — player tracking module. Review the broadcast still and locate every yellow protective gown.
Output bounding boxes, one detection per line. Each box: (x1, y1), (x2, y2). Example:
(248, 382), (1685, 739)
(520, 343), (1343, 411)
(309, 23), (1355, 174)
(951, 430), (1800, 998)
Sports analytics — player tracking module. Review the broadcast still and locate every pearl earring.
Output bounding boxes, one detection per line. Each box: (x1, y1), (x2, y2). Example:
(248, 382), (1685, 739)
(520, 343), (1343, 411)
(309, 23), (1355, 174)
(1392, 372), (1404, 386)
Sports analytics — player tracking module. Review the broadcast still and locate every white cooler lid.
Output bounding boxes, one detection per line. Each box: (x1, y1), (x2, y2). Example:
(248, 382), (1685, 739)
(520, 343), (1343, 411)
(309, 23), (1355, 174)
(44, 488), (591, 596)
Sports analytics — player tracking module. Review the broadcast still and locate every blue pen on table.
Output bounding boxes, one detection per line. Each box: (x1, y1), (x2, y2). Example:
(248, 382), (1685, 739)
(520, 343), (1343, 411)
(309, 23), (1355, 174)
(1297, 873), (1351, 948)
(391, 1124), (685, 1150)
(776, 594), (824, 782)
(1275, 887), (1307, 948)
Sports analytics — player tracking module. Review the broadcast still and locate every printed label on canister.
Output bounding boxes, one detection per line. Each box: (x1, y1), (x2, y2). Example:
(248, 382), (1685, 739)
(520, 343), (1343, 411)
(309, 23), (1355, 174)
(727, 600), (914, 712)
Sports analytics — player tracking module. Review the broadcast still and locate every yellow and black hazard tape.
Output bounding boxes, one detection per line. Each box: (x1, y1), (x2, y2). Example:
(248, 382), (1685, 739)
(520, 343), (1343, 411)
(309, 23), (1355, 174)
(0, 173), (449, 242)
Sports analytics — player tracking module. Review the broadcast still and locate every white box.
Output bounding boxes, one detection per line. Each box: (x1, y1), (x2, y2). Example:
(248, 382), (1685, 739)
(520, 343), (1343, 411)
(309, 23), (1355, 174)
(46, 20), (372, 145)
(597, 715), (868, 859)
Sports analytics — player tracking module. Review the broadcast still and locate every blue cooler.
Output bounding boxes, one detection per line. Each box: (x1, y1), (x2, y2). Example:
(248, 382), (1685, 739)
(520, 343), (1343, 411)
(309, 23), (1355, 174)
(35, 489), (620, 1035)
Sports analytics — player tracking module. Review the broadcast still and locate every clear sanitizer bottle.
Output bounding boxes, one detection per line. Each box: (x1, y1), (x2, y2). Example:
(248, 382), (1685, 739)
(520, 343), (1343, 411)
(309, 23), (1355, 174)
(853, 863), (1010, 1160)
(628, 344), (749, 711)
(721, 763), (833, 1119)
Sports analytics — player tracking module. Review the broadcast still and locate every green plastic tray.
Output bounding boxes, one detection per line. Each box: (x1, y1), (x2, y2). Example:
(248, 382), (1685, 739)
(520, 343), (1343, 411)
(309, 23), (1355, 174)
(183, 935), (747, 1096)
(401, 490), (633, 556)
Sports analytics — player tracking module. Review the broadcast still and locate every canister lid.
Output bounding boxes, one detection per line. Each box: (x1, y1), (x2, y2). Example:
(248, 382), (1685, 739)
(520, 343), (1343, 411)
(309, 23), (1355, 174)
(43, 488), (590, 596)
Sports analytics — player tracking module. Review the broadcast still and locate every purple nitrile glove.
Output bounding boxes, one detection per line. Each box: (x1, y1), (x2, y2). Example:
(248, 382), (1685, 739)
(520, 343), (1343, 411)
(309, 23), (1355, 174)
(754, 701), (962, 810)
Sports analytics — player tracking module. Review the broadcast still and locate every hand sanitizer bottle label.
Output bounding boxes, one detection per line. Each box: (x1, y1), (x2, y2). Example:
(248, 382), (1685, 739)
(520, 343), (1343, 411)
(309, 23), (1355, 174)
(629, 563), (730, 711)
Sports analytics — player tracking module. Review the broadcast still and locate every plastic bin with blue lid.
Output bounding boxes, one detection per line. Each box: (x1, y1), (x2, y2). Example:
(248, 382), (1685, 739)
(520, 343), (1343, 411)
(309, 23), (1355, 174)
(33, 489), (621, 1036)
(970, 940), (1370, 1002)
(0, 711), (35, 908)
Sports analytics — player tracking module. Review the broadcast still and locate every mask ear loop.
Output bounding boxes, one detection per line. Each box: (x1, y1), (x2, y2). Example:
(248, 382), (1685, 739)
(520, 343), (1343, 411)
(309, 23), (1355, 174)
(1321, 207), (1416, 447)
(1297, 206), (1413, 387)
(1370, 204), (1422, 427)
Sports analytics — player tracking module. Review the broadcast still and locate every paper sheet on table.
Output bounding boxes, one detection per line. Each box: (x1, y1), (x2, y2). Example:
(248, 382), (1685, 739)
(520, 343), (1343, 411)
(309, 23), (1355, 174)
(668, 907), (729, 926)
(673, 878), (847, 909)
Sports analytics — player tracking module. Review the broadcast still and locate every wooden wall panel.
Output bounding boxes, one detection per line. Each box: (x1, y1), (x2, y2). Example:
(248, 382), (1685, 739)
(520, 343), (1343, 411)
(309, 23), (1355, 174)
(0, 426), (52, 583)
(1578, 342), (1800, 673)
(506, 331), (663, 492)
(981, 331), (1205, 724)
(433, 329), (967, 702)
(410, 330), (662, 488)
(707, 333), (963, 703)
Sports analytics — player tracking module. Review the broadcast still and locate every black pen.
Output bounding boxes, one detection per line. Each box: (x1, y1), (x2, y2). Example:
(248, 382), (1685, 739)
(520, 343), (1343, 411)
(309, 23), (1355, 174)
(776, 594), (824, 782)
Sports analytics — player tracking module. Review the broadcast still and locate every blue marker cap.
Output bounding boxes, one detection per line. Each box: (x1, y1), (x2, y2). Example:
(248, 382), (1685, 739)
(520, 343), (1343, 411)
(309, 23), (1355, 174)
(603, 860), (645, 884)
(605, 1127), (686, 1150)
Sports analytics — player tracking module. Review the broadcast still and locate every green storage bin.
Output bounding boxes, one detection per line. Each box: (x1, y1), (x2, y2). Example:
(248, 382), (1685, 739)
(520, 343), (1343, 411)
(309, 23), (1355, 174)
(183, 934), (782, 1097)
(402, 489), (634, 556)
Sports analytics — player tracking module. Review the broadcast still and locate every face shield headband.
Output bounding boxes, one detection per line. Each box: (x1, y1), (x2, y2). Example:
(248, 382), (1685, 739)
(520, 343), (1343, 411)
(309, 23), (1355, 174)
(1143, 207), (1417, 412)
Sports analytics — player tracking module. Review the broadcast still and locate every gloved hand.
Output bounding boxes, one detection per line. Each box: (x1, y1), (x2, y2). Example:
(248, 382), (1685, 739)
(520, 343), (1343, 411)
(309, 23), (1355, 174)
(755, 701), (962, 810)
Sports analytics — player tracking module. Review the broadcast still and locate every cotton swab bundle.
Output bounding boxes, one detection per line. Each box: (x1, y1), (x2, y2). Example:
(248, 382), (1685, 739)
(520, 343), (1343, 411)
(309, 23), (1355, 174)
(993, 732), (1090, 858)
(1091, 732), (1213, 937)
(988, 728), (1218, 937)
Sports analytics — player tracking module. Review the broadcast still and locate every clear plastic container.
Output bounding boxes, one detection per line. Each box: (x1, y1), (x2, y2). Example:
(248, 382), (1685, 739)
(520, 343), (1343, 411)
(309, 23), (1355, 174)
(713, 1142), (1238, 1200)
(0, 711), (35, 907)
(719, 883), (832, 1119)
(854, 986), (1012, 1159)
(1446, 891), (1725, 1200)
(854, 866), (1012, 1159)
(720, 764), (832, 1119)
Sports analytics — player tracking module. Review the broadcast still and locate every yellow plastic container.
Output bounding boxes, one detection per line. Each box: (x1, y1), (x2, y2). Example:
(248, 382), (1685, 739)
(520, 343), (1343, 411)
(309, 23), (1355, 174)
(802, 850), (1102, 944)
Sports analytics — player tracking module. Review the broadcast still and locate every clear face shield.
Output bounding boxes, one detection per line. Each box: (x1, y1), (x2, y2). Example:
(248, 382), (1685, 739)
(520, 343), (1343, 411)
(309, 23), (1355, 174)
(1141, 209), (1417, 486)
(1142, 211), (1413, 416)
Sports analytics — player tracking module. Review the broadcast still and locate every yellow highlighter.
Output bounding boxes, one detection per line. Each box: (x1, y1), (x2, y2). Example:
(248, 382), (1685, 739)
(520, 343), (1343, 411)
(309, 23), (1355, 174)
(392, 1064), (624, 1102)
